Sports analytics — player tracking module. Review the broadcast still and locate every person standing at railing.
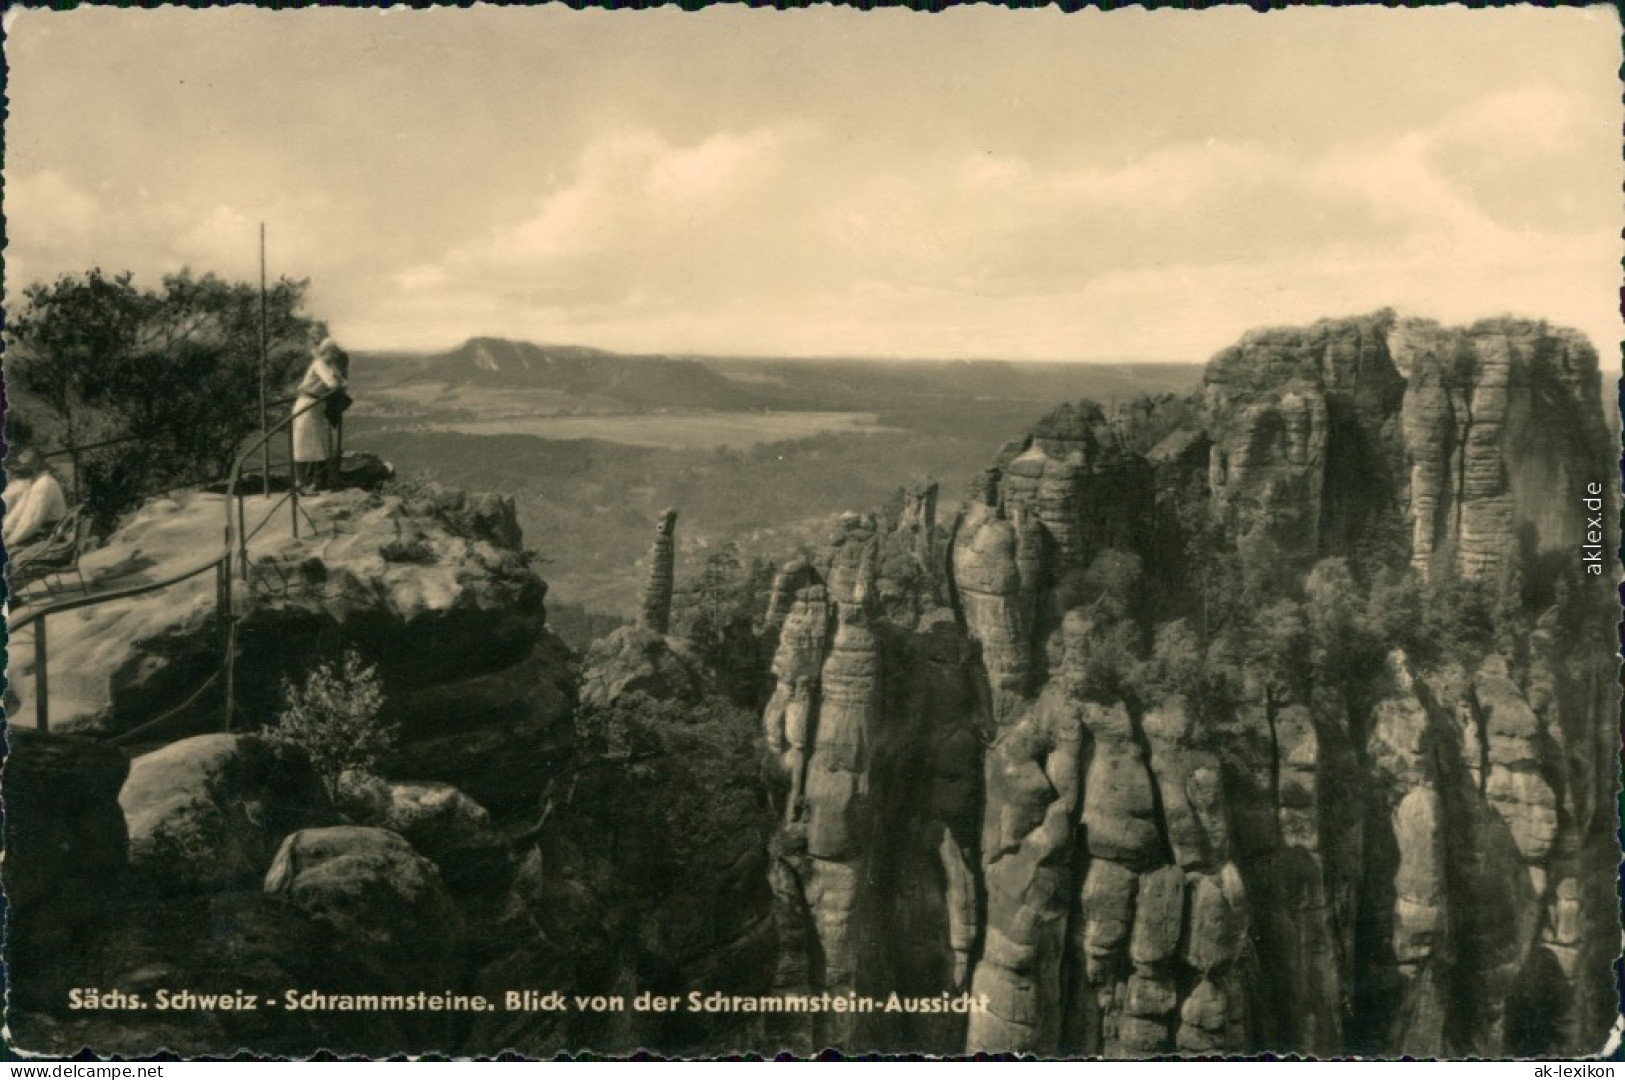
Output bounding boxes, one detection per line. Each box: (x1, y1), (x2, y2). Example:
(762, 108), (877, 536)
(3, 448), (68, 554)
(292, 338), (351, 494)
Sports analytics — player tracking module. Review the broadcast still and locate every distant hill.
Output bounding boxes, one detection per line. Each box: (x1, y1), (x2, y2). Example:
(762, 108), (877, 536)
(353, 337), (1207, 417)
(364, 337), (774, 411)
(700, 355), (1206, 411)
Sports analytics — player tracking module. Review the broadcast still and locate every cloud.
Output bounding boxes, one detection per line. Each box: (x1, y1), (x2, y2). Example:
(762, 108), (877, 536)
(7, 10), (1616, 362)
(1420, 85), (1618, 233)
(4, 171), (107, 287)
(434, 125), (806, 273)
(6, 170), (102, 242)
(364, 91), (1620, 360)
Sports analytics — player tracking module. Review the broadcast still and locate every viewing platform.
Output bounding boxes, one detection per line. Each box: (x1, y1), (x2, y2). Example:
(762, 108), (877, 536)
(5, 484), (534, 738)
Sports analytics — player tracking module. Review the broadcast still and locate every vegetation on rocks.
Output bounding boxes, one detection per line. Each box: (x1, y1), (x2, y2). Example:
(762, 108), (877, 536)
(263, 650), (392, 800)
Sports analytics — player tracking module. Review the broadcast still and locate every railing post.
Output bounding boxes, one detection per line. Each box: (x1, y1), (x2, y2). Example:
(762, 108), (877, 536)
(34, 616), (48, 733)
(289, 423), (300, 540)
(218, 554), (234, 731)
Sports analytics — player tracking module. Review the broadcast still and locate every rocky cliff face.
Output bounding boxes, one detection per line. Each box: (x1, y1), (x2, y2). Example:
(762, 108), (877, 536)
(4, 313), (1614, 1058)
(4, 483), (580, 1055)
(1391, 317), (1608, 581)
(752, 313), (1617, 1057)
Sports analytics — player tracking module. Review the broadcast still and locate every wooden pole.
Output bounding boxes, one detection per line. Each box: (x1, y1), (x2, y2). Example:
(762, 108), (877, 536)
(289, 423), (300, 540)
(219, 553), (234, 730)
(259, 223), (271, 496)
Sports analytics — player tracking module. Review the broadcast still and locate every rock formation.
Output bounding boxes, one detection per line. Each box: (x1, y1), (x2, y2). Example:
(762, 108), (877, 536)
(4, 482), (573, 817)
(1391, 318), (1606, 581)
(578, 624), (713, 708)
(753, 312), (1616, 1057)
(639, 507), (679, 634)
(4, 483), (581, 1056)
(896, 481), (939, 566)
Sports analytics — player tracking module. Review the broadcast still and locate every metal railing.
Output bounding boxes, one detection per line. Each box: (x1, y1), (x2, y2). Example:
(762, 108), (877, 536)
(38, 396), (302, 508)
(227, 388), (344, 581)
(10, 388), (342, 735)
(10, 547), (233, 734)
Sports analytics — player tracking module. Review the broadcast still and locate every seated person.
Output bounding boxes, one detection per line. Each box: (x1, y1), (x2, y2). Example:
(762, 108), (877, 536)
(4, 448), (69, 564)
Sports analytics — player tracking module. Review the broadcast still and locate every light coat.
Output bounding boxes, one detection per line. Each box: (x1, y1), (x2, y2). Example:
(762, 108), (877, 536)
(291, 356), (346, 464)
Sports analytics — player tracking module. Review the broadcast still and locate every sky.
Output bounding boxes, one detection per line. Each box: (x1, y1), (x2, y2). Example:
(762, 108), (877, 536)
(4, 5), (1621, 363)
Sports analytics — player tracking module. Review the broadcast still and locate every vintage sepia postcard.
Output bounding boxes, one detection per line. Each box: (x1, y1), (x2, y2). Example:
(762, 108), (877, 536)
(2, 3), (1620, 1062)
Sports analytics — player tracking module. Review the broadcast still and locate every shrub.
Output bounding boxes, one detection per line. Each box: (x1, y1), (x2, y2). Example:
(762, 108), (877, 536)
(263, 650), (392, 798)
(6, 268), (324, 530)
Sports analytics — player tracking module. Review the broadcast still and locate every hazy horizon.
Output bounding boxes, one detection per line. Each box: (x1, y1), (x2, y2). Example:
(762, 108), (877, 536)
(6, 6), (1621, 364)
(351, 334), (1212, 366)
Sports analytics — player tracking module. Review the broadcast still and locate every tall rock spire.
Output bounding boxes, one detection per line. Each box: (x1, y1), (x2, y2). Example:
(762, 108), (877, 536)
(639, 507), (678, 634)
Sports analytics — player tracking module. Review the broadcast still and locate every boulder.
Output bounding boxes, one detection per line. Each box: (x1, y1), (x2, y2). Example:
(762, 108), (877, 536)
(264, 826), (465, 992)
(335, 774), (508, 896)
(120, 733), (336, 894)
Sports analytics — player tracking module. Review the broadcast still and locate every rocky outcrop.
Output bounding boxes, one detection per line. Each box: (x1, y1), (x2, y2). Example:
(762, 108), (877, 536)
(381, 635), (574, 818)
(753, 311), (1615, 1057)
(778, 516), (883, 1046)
(579, 624), (712, 708)
(895, 481), (939, 566)
(952, 489), (1033, 726)
(5, 485), (550, 739)
(4, 733), (402, 1056)
(966, 679), (1083, 1052)
(4, 484), (575, 819)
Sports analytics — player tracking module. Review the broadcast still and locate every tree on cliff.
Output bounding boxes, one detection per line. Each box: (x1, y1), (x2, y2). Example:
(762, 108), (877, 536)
(5, 268), (324, 527)
(673, 542), (772, 650)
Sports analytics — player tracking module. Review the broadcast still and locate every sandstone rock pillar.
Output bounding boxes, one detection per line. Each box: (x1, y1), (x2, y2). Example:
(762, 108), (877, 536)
(639, 508), (678, 634)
